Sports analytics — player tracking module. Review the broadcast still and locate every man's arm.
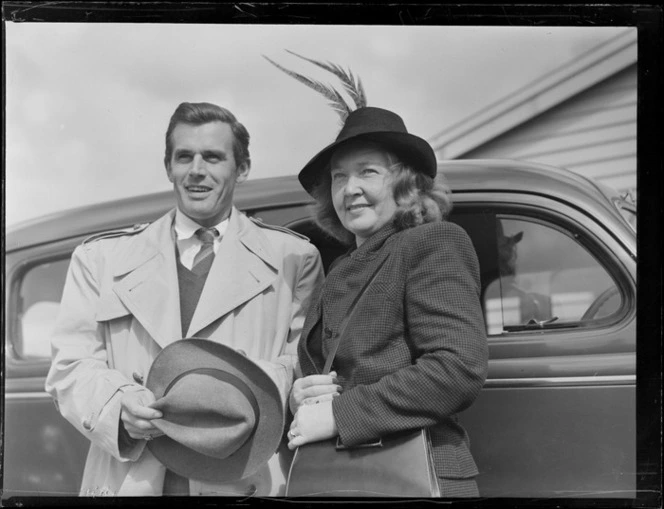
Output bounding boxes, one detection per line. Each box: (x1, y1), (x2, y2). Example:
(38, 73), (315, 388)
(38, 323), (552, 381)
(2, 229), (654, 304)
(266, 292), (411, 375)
(253, 244), (324, 411)
(44, 243), (151, 461)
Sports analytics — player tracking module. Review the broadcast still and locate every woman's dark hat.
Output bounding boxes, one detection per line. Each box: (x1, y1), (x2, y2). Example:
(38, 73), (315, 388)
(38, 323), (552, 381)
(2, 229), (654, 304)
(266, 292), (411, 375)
(298, 107), (438, 195)
(145, 338), (284, 483)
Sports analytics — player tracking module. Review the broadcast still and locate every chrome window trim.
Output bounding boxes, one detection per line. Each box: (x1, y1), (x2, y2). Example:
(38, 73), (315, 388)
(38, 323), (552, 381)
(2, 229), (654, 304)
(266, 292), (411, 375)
(484, 374), (635, 388)
(6, 374), (637, 399)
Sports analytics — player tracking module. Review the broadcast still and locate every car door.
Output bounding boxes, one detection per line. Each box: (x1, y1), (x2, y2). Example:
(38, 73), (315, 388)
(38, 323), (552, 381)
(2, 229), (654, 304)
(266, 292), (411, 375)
(4, 236), (91, 497)
(450, 193), (636, 498)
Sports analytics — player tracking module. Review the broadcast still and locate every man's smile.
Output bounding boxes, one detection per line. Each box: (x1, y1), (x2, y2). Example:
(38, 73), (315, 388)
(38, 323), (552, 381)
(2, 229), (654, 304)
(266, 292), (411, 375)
(185, 185), (212, 193)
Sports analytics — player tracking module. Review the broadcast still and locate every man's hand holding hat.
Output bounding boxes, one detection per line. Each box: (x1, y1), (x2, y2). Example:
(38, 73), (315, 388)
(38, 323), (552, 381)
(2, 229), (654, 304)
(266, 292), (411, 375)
(120, 390), (165, 441)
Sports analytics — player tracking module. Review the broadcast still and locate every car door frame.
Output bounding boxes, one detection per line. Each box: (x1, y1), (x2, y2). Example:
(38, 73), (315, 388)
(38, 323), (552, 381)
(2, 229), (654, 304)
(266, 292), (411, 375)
(450, 191), (636, 498)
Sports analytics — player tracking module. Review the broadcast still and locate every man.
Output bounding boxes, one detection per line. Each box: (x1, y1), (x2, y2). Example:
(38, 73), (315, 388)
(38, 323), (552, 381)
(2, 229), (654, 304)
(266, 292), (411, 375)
(45, 102), (324, 496)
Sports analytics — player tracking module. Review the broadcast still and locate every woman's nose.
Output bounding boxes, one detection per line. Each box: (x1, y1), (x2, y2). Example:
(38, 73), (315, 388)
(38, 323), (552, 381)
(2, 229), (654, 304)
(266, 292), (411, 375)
(343, 175), (362, 195)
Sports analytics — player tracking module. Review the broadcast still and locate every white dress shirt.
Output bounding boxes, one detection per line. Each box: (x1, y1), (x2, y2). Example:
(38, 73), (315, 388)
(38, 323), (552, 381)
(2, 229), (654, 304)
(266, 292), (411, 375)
(173, 209), (229, 270)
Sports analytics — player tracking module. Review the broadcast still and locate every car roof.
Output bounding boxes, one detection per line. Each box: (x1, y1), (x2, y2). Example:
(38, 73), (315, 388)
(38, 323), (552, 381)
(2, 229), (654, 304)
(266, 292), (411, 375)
(6, 159), (627, 252)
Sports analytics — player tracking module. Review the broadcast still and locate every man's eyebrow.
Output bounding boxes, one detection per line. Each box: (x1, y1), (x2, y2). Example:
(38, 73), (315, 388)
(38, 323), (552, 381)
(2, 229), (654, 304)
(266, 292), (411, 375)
(173, 149), (227, 157)
(202, 149), (226, 158)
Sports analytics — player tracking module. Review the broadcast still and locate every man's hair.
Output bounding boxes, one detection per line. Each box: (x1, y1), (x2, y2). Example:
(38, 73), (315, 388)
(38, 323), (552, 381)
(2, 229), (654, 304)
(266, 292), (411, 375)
(164, 102), (251, 169)
(310, 146), (452, 245)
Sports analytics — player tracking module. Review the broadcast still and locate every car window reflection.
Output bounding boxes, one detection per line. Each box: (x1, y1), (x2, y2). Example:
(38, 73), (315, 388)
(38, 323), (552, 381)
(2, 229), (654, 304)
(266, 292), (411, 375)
(483, 216), (622, 334)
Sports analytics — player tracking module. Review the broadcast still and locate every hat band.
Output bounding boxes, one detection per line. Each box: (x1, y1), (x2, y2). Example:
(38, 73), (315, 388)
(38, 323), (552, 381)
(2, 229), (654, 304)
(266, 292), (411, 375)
(163, 367), (260, 453)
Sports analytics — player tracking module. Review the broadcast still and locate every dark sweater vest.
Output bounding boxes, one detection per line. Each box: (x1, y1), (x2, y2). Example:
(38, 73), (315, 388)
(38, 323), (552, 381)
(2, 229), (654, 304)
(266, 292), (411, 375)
(162, 246), (213, 495)
(176, 257), (210, 337)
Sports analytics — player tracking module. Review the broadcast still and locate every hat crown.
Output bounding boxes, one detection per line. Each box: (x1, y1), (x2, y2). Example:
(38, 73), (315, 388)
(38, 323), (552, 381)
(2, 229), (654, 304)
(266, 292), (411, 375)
(336, 107), (409, 142)
(151, 370), (257, 460)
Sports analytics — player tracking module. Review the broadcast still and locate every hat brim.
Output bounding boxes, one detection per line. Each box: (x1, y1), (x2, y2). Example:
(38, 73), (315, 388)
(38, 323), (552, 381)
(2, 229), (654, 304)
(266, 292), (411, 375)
(298, 131), (438, 195)
(146, 339), (284, 483)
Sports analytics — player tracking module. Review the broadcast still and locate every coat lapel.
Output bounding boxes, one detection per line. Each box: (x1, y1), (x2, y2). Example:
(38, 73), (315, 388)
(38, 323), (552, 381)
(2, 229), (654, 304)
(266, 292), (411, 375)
(299, 293), (324, 374)
(186, 208), (278, 337)
(112, 210), (182, 349)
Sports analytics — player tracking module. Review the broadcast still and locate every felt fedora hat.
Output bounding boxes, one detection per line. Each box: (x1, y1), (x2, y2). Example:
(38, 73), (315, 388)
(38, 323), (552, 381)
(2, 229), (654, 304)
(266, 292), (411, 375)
(145, 338), (284, 483)
(298, 107), (438, 195)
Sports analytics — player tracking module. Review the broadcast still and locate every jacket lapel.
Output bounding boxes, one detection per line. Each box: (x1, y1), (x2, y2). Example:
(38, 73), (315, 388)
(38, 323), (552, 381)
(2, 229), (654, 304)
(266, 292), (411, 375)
(299, 293), (324, 374)
(112, 210), (182, 349)
(186, 208), (278, 337)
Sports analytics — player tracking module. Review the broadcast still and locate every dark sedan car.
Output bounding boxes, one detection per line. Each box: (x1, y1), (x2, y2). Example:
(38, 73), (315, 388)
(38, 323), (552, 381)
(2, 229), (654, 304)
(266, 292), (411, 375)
(4, 159), (636, 498)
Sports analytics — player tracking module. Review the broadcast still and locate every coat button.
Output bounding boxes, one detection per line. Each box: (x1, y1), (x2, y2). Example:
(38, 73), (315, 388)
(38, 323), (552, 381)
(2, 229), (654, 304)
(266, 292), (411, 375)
(236, 349), (247, 356)
(245, 484), (257, 496)
(82, 418), (93, 431)
(324, 327), (333, 339)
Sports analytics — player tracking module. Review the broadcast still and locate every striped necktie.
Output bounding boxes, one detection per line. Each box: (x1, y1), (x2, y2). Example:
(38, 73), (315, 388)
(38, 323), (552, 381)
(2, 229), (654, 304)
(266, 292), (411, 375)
(192, 227), (218, 275)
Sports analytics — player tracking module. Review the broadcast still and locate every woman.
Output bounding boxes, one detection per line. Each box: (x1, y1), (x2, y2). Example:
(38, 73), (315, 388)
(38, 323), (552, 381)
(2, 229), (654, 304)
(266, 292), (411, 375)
(286, 106), (489, 497)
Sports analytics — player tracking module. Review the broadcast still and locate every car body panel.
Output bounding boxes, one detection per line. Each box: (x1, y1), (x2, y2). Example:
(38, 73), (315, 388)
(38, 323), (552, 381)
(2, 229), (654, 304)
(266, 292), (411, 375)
(4, 160), (636, 498)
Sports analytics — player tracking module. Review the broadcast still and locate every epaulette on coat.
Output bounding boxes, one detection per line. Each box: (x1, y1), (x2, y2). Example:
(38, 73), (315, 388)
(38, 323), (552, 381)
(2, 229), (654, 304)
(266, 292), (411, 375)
(83, 223), (150, 245)
(249, 216), (310, 242)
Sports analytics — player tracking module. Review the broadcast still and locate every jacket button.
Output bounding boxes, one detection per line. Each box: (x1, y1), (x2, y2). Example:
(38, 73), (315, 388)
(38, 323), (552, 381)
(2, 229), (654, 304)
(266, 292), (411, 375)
(245, 484), (257, 496)
(82, 418), (92, 431)
(324, 327), (333, 338)
(236, 349), (247, 356)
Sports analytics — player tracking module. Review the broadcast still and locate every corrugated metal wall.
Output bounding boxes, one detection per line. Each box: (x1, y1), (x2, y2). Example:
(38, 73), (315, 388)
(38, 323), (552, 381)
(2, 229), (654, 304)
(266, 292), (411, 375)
(460, 64), (636, 193)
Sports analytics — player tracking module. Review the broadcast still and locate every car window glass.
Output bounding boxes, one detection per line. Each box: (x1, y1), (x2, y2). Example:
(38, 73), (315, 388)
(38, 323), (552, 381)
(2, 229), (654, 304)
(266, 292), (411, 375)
(483, 216), (622, 335)
(15, 258), (70, 359)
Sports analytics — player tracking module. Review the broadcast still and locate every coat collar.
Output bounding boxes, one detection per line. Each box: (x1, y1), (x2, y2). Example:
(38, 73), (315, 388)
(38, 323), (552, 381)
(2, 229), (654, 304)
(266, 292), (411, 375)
(185, 208), (278, 336)
(112, 210), (181, 349)
(348, 221), (400, 261)
(111, 207), (278, 348)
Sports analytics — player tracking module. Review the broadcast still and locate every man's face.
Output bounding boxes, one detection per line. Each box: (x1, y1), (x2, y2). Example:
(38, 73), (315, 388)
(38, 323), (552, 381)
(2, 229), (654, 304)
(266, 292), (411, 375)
(166, 121), (249, 227)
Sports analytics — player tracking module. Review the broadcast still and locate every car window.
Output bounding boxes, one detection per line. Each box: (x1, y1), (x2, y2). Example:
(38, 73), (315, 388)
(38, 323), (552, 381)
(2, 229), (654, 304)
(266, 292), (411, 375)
(451, 211), (624, 336)
(14, 258), (70, 360)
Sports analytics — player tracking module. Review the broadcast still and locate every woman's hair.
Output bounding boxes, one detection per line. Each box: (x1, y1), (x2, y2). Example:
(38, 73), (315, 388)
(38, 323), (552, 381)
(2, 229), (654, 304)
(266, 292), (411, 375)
(310, 144), (453, 245)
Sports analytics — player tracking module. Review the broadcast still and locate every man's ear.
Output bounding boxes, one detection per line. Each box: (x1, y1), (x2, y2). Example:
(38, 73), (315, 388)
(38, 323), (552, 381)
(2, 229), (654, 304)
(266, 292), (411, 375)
(165, 161), (174, 183)
(236, 161), (251, 184)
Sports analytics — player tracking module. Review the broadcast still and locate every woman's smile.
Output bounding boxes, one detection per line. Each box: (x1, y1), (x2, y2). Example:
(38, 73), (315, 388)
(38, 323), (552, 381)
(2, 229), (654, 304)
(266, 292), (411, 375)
(346, 203), (371, 212)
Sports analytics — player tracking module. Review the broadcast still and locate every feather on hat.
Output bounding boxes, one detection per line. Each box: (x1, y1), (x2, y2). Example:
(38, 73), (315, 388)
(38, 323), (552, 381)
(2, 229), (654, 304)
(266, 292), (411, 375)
(263, 50), (437, 194)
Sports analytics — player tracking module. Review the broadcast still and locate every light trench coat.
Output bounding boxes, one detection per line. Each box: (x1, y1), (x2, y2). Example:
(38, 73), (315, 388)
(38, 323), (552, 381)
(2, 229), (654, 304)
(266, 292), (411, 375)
(45, 207), (324, 497)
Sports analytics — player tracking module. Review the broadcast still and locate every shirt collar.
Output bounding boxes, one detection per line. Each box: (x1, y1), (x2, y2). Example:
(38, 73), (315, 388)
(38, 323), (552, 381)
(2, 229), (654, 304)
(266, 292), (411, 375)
(173, 208), (229, 240)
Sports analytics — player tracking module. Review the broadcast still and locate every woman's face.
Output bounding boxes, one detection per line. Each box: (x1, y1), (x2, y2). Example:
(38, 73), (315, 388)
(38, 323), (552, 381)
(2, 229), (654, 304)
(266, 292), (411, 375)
(330, 142), (398, 246)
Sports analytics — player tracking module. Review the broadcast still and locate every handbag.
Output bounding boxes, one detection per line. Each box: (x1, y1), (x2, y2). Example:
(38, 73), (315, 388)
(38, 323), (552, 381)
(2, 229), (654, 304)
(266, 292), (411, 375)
(286, 254), (441, 497)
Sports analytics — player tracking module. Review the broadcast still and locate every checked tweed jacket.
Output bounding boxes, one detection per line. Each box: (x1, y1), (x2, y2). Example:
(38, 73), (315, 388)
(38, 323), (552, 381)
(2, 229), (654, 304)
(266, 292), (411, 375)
(298, 220), (489, 495)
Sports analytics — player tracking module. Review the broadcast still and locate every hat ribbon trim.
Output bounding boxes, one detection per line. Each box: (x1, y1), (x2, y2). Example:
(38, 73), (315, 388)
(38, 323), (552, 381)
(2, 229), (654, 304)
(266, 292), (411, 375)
(162, 367), (260, 449)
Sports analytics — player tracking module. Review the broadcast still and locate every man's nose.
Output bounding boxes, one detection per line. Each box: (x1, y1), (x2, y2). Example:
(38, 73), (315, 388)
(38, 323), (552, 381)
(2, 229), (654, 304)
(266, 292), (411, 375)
(190, 155), (206, 175)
